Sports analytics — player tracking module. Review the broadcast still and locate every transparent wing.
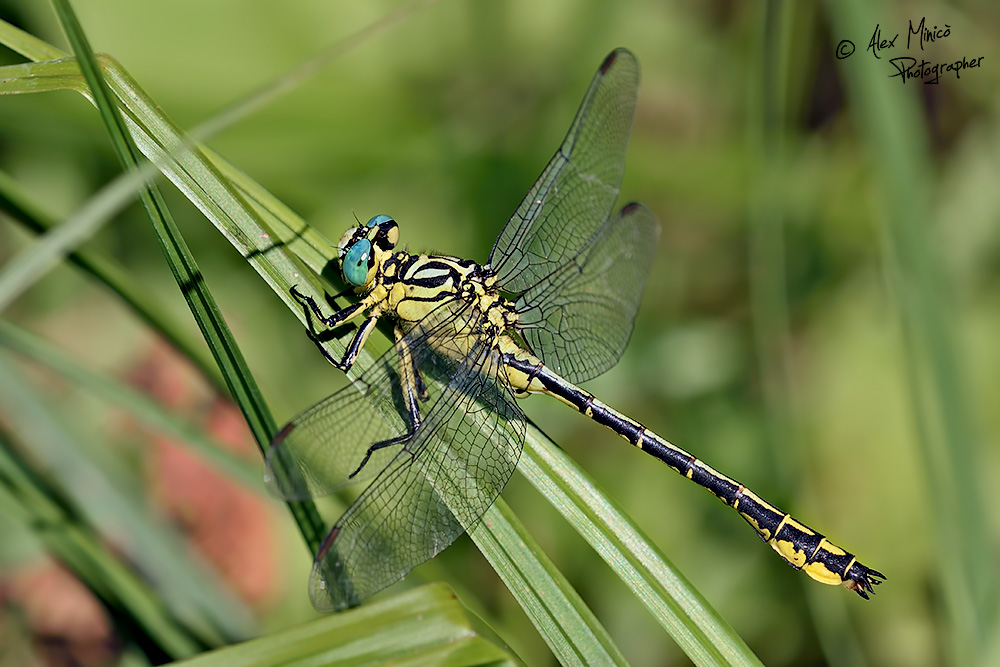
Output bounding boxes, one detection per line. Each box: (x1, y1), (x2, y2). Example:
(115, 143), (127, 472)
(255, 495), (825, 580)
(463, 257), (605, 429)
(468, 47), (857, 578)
(488, 48), (639, 294)
(268, 301), (526, 611)
(265, 377), (402, 503)
(514, 203), (659, 384)
(264, 317), (443, 501)
(309, 340), (523, 610)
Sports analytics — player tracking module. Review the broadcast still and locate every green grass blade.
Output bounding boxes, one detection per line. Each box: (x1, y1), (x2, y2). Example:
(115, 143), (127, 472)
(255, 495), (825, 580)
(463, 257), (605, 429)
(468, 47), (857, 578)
(519, 427), (762, 667)
(471, 499), (628, 666)
(174, 584), (515, 667)
(0, 16), (66, 60)
(827, 1), (995, 662)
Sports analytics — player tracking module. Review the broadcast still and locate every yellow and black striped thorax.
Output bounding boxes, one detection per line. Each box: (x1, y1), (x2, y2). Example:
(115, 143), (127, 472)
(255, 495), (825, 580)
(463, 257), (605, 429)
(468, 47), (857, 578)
(337, 215), (515, 334)
(384, 252), (496, 325)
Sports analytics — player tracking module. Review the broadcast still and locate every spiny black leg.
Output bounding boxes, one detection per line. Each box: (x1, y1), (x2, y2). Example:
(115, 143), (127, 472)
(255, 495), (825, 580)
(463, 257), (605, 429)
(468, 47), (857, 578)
(290, 284), (325, 323)
(289, 285), (373, 372)
(291, 284), (351, 328)
(299, 317), (376, 372)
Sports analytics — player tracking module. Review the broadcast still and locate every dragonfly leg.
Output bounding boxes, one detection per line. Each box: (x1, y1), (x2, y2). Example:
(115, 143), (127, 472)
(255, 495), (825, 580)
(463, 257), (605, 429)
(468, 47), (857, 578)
(291, 284), (356, 327)
(291, 285), (378, 371)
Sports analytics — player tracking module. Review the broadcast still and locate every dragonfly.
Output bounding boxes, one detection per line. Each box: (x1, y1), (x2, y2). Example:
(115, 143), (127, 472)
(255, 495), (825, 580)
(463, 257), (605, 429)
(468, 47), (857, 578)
(265, 48), (885, 611)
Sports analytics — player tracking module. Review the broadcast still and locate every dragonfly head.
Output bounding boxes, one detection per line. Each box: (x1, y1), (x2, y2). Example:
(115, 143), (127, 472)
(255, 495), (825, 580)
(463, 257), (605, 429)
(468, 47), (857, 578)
(337, 215), (399, 289)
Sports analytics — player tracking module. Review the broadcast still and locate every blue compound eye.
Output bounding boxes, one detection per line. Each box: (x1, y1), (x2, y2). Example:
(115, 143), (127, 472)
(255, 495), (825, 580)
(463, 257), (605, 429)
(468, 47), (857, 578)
(343, 238), (373, 286)
(366, 214), (393, 228)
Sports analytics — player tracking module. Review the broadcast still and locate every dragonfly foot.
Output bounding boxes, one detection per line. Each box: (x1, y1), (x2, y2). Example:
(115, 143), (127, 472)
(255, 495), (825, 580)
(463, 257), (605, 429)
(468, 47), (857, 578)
(348, 435), (410, 479)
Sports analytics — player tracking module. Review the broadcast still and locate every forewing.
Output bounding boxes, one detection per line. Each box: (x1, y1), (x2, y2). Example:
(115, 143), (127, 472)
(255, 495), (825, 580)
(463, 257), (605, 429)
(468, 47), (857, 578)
(307, 312), (525, 611)
(488, 49), (639, 294)
(514, 203), (659, 383)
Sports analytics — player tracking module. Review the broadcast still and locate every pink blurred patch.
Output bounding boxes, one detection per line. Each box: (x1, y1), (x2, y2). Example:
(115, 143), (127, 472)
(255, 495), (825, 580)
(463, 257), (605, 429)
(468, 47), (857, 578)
(1, 562), (118, 666)
(132, 341), (281, 607)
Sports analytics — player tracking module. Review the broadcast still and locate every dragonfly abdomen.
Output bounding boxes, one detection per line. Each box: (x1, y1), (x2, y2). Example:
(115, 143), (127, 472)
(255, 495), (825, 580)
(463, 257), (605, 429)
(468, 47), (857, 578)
(503, 354), (885, 599)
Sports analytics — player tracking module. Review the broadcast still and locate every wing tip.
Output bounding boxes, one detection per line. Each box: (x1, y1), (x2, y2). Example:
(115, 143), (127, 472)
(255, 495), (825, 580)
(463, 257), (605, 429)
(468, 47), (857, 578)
(598, 46), (638, 74)
(602, 48), (636, 74)
(600, 50), (619, 74)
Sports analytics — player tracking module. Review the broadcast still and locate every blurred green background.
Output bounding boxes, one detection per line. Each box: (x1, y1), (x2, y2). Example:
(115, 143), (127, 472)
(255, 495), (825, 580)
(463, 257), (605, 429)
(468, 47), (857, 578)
(1, 0), (999, 665)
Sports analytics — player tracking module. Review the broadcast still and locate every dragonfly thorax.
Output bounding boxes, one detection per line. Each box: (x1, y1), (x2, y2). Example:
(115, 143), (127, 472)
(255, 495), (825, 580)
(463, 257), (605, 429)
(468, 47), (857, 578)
(337, 216), (517, 333)
(385, 252), (501, 326)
